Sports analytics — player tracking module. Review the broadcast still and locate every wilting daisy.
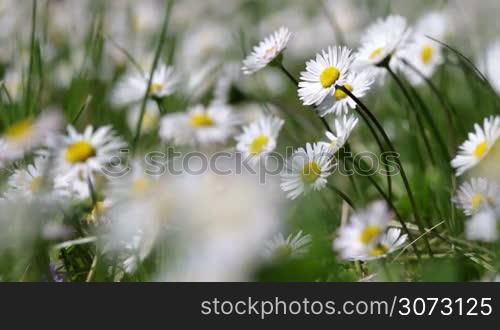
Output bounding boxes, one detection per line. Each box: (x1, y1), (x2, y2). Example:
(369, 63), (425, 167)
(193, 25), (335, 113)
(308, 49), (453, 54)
(482, 39), (500, 94)
(263, 231), (312, 260)
(112, 63), (177, 106)
(453, 177), (498, 216)
(52, 125), (126, 183)
(451, 116), (500, 176)
(280, 143), (334, 200)
(242, 26), (292, 75)
(159, 103), (237, 146)
(318, 114), (359, 154)
(399, 12), (447, 86)
(126, 101), (160, 134)
(333, 201), (392, 260)
(235, 115), (284, 163)
(0, 111), (62, 164)
(466, 208), (498, 242)
(354, 15), (412, 82)
(298, 46), (354, 106)
(317, 71), (374, 116)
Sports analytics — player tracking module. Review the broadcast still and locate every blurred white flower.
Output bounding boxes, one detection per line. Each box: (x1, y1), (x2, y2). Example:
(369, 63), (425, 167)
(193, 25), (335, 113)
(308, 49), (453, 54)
(453, 177), (498, 216)
(242, 26), (292, 75)
(235, 115), (284, 163)
(317, 71), (373, 116)
(481, 39), (500, 94)
(156, 161), (284, 281)
(298, 46), (354, 106)
(126, 101), (160, 134)
(263, 231), (312, 260)
(159, 103), (237, 146)
(399, 12), (448, 86)
(354, 15), (413, 82)
(334, 201), (396, 260)
(451, 116), (500, 176)
(319, 114), (359, 154)
(281, 143), (334, 200)
(112, 63), (177, 106)
(0, 111), (63, 166)
(466, 208), (498, 242)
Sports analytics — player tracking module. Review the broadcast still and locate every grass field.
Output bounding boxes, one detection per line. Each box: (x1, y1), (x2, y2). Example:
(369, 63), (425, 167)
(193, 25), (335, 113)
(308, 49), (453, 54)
(0, 0), (500, 282)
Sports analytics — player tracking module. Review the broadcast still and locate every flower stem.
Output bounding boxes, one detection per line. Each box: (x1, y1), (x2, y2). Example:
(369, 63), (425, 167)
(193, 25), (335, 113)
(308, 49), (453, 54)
(337, 85), (433, 256)
(132, 0), (173, 155)
(278, 62), (298, 86)
(385, 65), (437, 166)
(327, 183), (356, 210)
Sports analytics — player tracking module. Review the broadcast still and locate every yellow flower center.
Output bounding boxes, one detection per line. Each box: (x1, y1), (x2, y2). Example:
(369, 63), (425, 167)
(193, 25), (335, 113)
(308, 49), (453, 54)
(359, 226), (381, 245)
(132, 177), (149, 194)
(369, 47), (384, 60)
(149, 82), (164, 95)
(29, 176), (44, 193)
(301, 161), (321, 183)
(5, 118), (34, 141)
(319, 67), (340, 88)
(369, 244), (389, 257)
(275, 244), (292, 258)
(470, 193), (483, 209)
(334, 83), (353, 100)
(473, 141), (488, 158)
(249, 135), (269, 154)
(65, 141), (96, 164)
(421, 45), (434, 64)
(88, 201), (106, 224)
(142, 111), (159, 131)
(190, 114), (215, 127)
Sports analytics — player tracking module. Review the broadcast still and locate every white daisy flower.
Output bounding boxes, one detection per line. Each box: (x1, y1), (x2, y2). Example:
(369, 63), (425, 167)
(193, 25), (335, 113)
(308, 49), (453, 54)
(280, 143), (334, 200)
(242, 26), (292, 75)
(263, 231), (312, 260)
(453, 177), (499, 216)
(317, 71), (374, 116)
(3, 156), (55, 201)
(360, 228), (408, 261)
(466, 208), (498, 242)
(333, 201), (392, 260)
(126, 101), (160, 134)
(0, 111), (62, 164)
(298, 46), (354, 106)
(52, 125), (126, 184)
(235, 115), (284, 163)
(399, 13), (447, 86)
(318, 114), (359, 154)
(159, 103), (237, 146)
(112, 63), (177, 106)
(353, 15), (413, 82)
(481, 39), (500, 95)
(451, 116), (500, 176)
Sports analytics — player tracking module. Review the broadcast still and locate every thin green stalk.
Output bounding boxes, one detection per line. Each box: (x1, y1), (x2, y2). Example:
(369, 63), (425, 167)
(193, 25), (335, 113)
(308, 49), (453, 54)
(327, 183), (356, 209)
(132, 0), (174, 154)
(278, 62), (298, 85)
(25, 0), (38, 115)
(401, 58), (462, 139)
(386, 65), (437, 166)
(353, 107), (393, 199)
(337, 85), (433, 256)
